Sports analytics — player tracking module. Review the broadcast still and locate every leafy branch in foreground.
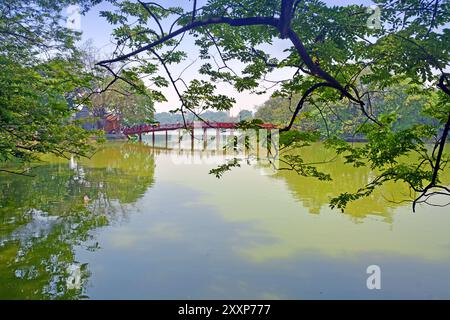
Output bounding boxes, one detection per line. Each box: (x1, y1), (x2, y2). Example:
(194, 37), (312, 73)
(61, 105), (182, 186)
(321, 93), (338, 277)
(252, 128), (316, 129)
(279, 155), (332, 181)
(209, 158), (241, 178)
(325, 111), (448, 211)
(94, 0), (449, 210)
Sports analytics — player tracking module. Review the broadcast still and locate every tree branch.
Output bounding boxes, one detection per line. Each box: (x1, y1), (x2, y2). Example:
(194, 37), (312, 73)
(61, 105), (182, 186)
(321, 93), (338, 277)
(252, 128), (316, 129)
(280, 82), (335, 132)
(138, 0), (164, 38)
(97, 16), (279, 66)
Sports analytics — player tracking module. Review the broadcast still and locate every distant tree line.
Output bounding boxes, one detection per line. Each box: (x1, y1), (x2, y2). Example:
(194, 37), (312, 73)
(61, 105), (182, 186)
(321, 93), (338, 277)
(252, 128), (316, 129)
(255, 81), (440, 141)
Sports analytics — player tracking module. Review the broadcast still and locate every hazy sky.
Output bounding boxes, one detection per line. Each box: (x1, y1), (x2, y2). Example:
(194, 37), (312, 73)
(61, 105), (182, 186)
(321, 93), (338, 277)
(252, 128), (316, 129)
(75, 0), (374, 115)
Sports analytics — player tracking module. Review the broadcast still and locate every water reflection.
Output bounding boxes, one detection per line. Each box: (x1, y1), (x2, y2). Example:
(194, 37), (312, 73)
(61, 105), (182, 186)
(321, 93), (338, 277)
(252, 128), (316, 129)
(0, 143), (155, 299)
(272, 143), (450, 220)
(273, 144), (404, 221)
(1, 142), (450, 299)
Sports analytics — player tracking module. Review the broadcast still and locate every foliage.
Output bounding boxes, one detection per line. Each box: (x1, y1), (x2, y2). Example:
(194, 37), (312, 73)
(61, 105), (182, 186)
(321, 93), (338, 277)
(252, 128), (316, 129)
(89, 77), (155, 127)
(209, 158), (241, 178)
(255, 95), (299, 126)
(238, 109), (253, 121)
(0, 0), (102, 171)
(256, 81), (439, 138)
(0, 143), (155, 298)
(182, 79), (236, 112)
(80, 0), (450, 210)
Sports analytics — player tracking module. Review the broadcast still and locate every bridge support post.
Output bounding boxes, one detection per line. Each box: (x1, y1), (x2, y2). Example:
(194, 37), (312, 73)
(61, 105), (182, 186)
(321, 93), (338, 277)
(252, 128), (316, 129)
(230, 129), (235, 152)
(203, 128), (207, 150)
(267, 129), (272, 157)
(216, 128), (220, 151)
(191, 128), (194, 151)
(152, 131), (155, 146)
(138, 133), (142, 142)
(165, 130), (168, 149)
(256, 129), (260, 159)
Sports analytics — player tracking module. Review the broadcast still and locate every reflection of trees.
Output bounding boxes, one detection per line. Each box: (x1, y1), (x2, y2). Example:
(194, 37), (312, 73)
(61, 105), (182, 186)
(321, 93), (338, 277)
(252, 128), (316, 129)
(271, 144), (423, 222)
(0, 143), (155, 299)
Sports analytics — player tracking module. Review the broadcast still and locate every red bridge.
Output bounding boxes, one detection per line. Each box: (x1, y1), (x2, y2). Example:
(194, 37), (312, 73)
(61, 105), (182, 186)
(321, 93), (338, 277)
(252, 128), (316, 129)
(122, 121), (278, 136)
(122, 121), (277, 135)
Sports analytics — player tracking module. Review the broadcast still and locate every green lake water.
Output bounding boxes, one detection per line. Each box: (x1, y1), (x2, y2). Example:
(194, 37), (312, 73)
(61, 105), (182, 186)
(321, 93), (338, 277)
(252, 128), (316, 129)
(1, 138), (450, 299)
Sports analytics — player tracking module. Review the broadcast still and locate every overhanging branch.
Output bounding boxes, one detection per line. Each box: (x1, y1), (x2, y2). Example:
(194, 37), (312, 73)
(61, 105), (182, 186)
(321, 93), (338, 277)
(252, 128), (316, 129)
(97, 16), (279, 65)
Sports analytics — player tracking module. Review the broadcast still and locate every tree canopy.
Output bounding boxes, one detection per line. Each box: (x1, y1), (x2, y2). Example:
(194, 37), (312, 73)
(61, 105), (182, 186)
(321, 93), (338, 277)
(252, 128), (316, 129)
(1, 0), (449, 211)
(89, 77), (155, 126)
(0, 0), (159, 171)
(0, 0), (103, 172)
(256, 80), (438, 138)
(94, 0), (449, 210)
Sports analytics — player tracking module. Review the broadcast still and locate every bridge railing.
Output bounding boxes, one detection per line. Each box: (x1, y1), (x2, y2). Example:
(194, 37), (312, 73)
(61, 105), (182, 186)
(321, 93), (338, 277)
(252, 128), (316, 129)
(122, 121), (278, 135)
(122, 123), (184, 135)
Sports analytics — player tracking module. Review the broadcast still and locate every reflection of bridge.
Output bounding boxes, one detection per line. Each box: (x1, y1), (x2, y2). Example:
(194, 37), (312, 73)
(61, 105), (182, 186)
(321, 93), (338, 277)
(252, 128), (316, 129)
(123, 121), (278, 145)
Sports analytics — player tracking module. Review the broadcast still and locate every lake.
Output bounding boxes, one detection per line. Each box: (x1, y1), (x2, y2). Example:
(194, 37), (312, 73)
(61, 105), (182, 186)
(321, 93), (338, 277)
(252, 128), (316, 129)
(1, 136), (450, 299)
